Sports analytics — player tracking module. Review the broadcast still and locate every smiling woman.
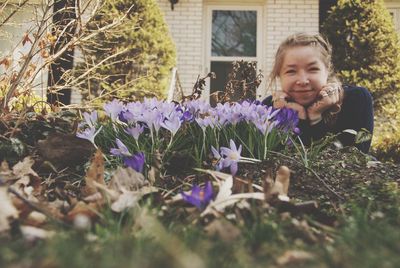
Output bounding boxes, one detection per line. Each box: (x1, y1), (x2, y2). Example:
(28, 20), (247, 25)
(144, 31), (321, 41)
(262, 33), (374, 153)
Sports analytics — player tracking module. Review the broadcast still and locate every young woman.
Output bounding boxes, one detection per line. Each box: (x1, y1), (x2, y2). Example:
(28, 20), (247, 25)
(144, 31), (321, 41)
(262, 33), (374, 153)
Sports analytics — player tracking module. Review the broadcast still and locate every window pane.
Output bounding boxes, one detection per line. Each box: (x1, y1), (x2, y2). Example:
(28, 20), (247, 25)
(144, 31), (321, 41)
(210, 61), (232, 95)
(212, 10), (257, 57)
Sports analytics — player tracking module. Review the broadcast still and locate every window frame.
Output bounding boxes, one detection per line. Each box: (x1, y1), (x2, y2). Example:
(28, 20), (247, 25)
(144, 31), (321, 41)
(203, 4), (264, 102)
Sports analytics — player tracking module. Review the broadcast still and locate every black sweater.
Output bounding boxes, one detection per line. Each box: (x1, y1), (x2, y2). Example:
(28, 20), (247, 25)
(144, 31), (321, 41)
(262, 85), (374, 153)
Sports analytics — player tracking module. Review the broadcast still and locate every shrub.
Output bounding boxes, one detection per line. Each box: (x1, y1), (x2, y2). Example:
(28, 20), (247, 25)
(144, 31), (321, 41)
(0, 80), (48, 113)
(322, 0), (400, 161)
(75, 0), (176, 104)
(321, 0), (400, 103)
(372, 95), (400, 162)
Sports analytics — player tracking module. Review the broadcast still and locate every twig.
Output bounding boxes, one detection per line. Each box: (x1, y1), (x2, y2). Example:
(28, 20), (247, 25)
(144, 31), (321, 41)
(0, 0), (30, 28)
(8, 186), (67, 226)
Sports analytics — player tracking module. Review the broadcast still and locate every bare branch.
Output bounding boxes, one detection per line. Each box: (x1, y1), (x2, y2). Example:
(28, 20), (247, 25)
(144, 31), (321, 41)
(0, 0), (30, 28)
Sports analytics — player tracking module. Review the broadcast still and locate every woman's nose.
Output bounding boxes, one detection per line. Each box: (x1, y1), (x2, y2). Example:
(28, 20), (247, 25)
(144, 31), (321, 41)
(296, 73), (310, 86)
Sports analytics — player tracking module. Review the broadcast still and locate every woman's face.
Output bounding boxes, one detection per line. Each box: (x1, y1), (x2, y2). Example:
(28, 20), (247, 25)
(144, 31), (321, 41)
(279, 46), (329, 107)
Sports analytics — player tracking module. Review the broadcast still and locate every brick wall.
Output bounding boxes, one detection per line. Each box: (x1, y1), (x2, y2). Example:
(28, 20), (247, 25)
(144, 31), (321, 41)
(158, 0), (318, 99)
(263, 0), (319, 96)
(158, 0), (204, 96)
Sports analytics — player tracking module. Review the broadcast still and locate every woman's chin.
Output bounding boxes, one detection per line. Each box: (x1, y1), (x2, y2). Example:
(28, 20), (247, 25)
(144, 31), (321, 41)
(293, 98), (314, 107)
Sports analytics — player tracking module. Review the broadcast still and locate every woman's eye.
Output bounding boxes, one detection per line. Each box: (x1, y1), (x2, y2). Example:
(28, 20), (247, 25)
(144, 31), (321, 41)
(285, 70), (295, 74)
(309, 67), (320, 72)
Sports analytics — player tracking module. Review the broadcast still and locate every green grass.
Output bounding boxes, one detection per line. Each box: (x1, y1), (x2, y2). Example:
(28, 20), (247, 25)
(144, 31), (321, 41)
(2, 182), (400, 268)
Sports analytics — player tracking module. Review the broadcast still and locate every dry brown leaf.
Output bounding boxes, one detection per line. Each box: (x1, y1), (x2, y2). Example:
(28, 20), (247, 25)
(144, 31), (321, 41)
(82, 150), (105, 197)
(110, 191), (142, 213)
(9, 157), (42, 199)
(275, 166), (290, 195)
(109, 166), (147, 192)
(264, 166), (291, 203)
(271, 166), (290, 196)
(24, 211), (47, 227)
(147, 150), (162, 184)
(65, 201), (100, 224)
(205, 219), (241, 243)
(20, 225), (55, 241)
(12, 157), (38, 179)
(276, 250), (314, 266)
(0, 185), (19, 233)
(0, 161), (13, 181)
(0, 57), (11, 70)
(22, 32), (33, 46)
(263, 170), (275, 200)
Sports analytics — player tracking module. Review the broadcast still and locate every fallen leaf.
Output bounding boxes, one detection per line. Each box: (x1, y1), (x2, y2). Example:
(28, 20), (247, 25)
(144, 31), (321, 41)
(276, 250), (314, 266)
(73, 214), (91, 230)
(20, 225), (55, 241)
(263, 169), (275, 201)
(109, 166), (147, 192)
(110, 190), (142, 213)
(12, 157), (38, 179)
(24, 211), (47, 227)
(0, 185), (19, 233)
(274, 166), (290, 196)
(82, 149), (105, 197)
(65, 201), (99, 223)
(147, 150), (162, 184)
(214, 174), (233, 201)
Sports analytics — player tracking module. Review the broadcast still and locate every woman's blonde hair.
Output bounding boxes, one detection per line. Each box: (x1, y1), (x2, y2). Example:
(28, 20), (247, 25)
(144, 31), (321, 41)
(268, 32), (343, 125)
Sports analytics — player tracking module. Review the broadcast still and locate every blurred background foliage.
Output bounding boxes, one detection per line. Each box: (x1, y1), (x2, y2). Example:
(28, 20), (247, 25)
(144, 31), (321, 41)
(322, 0), (400, 162)
(74, 0), (176, 105)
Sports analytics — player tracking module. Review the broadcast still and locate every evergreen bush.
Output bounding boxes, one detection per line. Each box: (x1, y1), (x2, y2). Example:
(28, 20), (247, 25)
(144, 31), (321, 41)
(321, 0), (400, 103)
(322, 0), (400, 162)
(75, 0), (176, 104)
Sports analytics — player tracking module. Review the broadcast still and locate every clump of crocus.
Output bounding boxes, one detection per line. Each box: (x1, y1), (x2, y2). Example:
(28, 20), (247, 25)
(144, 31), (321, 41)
(211, 139), (260, 176)
(181, 181), (214, 210)
(110, 138), (145, 173)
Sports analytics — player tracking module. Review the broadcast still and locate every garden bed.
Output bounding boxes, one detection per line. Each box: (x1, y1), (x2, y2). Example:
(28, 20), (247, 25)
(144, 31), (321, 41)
(1, 101), (399, 268)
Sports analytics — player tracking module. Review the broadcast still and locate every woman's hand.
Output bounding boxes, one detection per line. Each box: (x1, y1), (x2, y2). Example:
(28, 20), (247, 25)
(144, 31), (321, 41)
(273, 91), (307, 120)
(307, 83), (341, 125)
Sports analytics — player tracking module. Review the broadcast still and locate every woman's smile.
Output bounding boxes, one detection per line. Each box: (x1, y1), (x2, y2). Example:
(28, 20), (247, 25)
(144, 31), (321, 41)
(279, 46), (329, 106)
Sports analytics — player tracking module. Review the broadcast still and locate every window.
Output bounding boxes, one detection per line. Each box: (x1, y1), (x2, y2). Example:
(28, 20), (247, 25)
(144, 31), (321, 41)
(205, 6), (262, 104)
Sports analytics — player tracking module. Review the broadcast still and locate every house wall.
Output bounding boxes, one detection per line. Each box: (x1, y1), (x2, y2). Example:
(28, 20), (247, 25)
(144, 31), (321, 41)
(157, 0), (204, 96)
(264, 0), (318, 97)
(158, 0), (319, 99)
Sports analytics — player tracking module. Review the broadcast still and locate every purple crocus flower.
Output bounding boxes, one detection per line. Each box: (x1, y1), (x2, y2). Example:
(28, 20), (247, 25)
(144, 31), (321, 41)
(82, 111), (98, 128)
(181, 181), (214, 210)
(161, 114), (181, 136)
(119, 110), (135, 123)
(110, 138), (131, 157)
(123, 152), (145, 173)
(220, 139), (242, 176)
(125, 124), (144, 140)
(211, 145), (224, 171)
(274, 107), (300, 134)
(76, 126), (102, 145)
(181, 110), (193, 122)
(104, 99), (124, 121)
